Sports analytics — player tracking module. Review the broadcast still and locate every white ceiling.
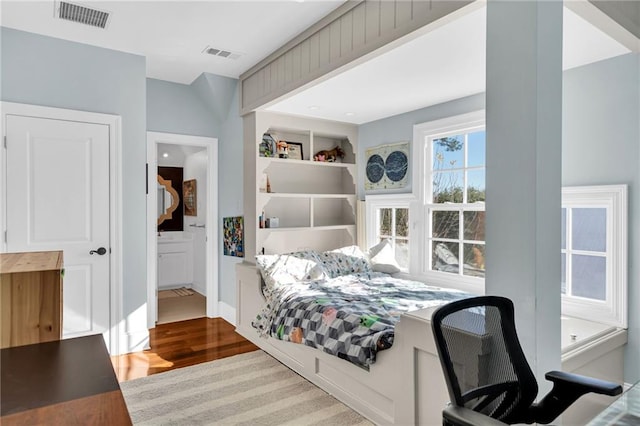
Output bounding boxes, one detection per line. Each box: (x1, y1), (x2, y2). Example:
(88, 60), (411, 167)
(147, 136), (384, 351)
(267, 5), (633, 124)
(0, 0), (344, 83)
(1, 1), (633, 125)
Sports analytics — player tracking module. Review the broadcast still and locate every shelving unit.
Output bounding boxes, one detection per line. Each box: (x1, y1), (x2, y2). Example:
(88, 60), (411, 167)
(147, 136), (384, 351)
(243, 111), (358, 259)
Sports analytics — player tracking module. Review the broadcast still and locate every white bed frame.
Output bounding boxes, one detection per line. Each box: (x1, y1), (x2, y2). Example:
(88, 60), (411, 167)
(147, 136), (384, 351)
(235, 262), (628, 425)
(235, 262), (451, 425)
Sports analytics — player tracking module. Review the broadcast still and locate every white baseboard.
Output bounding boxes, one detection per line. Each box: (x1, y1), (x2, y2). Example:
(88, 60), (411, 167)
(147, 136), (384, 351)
(218, 301), (236, 326)
(117, 328), (150, 355)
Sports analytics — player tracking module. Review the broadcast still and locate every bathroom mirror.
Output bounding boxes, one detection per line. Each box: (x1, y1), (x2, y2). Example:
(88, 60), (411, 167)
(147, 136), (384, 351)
(157, 175), (179, 225)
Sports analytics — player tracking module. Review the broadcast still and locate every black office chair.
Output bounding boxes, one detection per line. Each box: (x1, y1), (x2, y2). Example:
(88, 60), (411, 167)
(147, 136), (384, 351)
(431, 296), (622, 425)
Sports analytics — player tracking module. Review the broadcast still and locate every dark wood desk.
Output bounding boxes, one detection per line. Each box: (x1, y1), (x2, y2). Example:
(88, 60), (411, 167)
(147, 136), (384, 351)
(1, 334), (132, 425)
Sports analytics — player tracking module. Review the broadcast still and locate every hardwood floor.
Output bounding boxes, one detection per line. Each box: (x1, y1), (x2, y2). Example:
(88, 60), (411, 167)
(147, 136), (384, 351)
(111, 317), (259, 382)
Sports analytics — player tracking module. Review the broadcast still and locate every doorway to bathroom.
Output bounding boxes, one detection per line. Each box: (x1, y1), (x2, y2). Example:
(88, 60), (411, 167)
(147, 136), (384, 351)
(146, 132), (218, 328)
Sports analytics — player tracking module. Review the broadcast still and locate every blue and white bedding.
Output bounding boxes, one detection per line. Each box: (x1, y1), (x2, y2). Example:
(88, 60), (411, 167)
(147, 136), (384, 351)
(253, 246), (468, 368)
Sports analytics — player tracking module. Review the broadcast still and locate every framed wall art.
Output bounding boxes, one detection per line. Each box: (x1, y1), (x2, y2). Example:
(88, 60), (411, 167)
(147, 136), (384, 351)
(287, 142), (303, 160)
(223, 216), (244, 257)
(365, 142), (409, 190)
(183, 179), (197, 216)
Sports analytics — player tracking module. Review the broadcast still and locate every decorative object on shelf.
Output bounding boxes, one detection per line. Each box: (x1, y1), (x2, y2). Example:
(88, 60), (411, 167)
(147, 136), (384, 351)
(260, 133), (276, 157)
(259, 174), (272, 193)
(183, 179), (197, 216)
(266, 217), (279, 228)
(223, 216), (244, 257)
(287, 142), (303, 160)
(276, 140), (289, 158)
(365, 142), (409, 190)
(314, 146), (345, 162)
(259, 173), (268, 193)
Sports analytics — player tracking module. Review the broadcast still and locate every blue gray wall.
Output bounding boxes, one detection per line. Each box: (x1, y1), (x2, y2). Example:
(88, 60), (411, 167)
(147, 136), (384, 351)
(562, 53), (640, 383)
(1, 27), (148, 339)
(146, 74), (243, 308)
(357, 93), (485, 199)
(147, 78), (220, 137)
(217, 83), (244, 307)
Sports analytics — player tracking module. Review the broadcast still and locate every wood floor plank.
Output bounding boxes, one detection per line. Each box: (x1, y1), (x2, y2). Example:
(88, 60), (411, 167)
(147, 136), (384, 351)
(111, 317), (258, 382)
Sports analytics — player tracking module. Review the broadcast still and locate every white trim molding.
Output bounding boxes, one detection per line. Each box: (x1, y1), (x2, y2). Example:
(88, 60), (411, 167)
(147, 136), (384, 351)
(218, 301), (236, 327)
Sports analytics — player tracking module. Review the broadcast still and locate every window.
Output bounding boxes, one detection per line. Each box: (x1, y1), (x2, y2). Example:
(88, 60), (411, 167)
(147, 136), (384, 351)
(365, 194), (412, 271)
(413, 111), (486, 290)
(562, 185), (627, 328)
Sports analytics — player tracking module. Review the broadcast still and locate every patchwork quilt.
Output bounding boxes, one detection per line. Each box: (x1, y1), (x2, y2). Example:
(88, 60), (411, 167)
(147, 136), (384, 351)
(253, 271), (468, 368)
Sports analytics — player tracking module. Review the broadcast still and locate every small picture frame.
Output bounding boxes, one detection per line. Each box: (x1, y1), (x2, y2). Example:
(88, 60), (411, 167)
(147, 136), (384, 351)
(287, 142), (303, 160)
(183, 179), (197, 216)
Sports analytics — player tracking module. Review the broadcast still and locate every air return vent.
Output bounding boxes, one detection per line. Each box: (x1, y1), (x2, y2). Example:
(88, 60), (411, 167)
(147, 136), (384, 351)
(56, 1), (110, 29)
(203, 46), (242, 60)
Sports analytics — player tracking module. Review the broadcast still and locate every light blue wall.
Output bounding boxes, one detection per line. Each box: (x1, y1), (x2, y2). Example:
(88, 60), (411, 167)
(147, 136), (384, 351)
(357, 93), (485, 200)
(146, 74), (243, 308)
(218, 84), (244, 307)
(1, 27), (148, 338)
(563, 53), (640, 383)
(147, 78), (220, 137)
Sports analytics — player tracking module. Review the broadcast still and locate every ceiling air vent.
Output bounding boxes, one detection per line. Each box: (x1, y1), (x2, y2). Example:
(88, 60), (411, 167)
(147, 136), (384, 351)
(56, 1), (110, 29)
(203, 46), (242, 60)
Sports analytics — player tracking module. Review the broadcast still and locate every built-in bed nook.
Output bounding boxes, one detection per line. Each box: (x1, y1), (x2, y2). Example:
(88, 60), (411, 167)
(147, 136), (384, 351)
(236, 114), (628, 425)
(237, 264), (627, 425)
(235, 2), (632, 425)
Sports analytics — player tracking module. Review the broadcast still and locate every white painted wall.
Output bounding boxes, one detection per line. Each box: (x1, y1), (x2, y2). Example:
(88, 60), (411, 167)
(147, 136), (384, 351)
(184, 150), (208, 295)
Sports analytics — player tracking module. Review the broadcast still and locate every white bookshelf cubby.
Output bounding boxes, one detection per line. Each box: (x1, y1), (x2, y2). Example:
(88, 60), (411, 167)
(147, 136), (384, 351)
(244, 111), (358, 259)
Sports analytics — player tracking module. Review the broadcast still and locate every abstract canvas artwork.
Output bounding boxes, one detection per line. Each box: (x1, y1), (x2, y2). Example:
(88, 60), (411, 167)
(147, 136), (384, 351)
(365, 142), (409, 190)
(223, 216), (244, 257)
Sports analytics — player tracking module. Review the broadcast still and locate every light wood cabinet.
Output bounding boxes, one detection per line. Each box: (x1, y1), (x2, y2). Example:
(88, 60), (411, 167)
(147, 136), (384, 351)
(0, 251), (63, 348)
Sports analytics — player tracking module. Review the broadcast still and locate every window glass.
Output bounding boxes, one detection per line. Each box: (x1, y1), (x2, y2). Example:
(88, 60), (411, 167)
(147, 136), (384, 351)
(463, 243), (485, 277)
(432, 241), (459, 274)
(432, 211), (459, 239)
(572, 208), (606, 252)
(561, 253), (567, 295)
(561, 208), (566, 250)
(395, 208), (409, 237)
(464, 211), (485, 241)
(467, 170), (485, 202)
(433, 171), (464, 203)
(571, 254), (606, 300)
(433, 135), (464, 170)
(467, 131), (486, 167)
(380, 208), (392, 237)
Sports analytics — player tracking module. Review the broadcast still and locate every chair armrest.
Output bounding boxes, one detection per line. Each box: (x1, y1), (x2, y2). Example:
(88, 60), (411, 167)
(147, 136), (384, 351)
(545, 370), (622, 396)
(443, 406), (508, 426)
(534, 371), (622, 424)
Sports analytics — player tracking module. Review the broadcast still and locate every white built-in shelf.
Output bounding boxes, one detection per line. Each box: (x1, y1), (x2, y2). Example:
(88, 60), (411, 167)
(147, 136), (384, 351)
(251, 113), (358, 255)
(259, 225), (356, 233)
(258, 157), (355, 168)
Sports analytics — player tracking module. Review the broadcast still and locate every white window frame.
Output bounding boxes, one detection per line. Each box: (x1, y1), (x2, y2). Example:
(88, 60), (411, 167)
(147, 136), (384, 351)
(562, 184), (627, 328)
(365, 194), (414, 272)
(412, 110), (486, 293)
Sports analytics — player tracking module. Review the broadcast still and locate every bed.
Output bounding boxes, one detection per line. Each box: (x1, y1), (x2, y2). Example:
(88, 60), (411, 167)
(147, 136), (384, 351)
(235, 244), (472, 425)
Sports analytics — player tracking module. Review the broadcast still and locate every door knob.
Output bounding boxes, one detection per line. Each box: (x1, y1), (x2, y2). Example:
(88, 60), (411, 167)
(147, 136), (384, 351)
(89, 247), (107, 255)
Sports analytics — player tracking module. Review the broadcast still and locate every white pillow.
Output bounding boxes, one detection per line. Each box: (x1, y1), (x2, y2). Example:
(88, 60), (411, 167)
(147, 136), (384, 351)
(368, 240), (401, 274)
(256, 250), (326, 288)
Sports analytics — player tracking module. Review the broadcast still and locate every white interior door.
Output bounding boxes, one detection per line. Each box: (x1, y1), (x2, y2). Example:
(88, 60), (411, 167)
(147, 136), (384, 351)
(6, 115), (111, 339)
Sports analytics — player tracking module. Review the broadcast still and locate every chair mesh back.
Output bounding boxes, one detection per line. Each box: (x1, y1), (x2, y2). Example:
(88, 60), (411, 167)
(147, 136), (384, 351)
(432, 296), (538, 424)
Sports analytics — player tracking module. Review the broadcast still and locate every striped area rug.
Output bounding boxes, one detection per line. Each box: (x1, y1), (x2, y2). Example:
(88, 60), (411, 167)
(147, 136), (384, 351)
(120, 350), (373, 425)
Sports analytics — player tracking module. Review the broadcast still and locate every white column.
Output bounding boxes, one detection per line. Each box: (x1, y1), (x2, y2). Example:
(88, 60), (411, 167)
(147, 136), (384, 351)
(485, 0), (563, 391)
